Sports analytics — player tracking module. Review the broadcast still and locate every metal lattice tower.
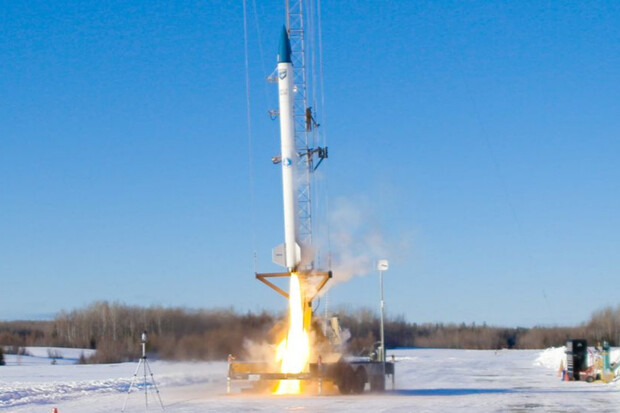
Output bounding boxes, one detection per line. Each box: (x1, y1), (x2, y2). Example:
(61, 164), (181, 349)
(286, 0), (313, 268)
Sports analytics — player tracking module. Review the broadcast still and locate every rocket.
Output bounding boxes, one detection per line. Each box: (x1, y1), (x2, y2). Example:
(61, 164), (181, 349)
(255, 26), (331, 301)
(273, 26), (301, 272)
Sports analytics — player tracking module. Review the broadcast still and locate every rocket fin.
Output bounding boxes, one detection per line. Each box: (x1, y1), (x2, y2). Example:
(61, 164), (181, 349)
(272, 242), (302, 268)
(272, 243), (286, 267)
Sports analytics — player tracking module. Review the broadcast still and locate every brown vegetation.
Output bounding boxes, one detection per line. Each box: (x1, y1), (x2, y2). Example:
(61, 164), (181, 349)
(2, 302), (620, 363)
(0, 302), (276, 363)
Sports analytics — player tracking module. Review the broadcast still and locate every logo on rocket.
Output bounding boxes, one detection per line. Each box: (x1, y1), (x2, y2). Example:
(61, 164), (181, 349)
(279, 69), (287, 80)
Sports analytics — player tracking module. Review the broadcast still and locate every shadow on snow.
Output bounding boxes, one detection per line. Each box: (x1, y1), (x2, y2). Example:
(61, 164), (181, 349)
(391, 388), (514, 396)
(391, 388), (613, 397)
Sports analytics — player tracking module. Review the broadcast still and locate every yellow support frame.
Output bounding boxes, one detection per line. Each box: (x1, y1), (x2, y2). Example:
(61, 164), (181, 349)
(255, 271), (332, 302)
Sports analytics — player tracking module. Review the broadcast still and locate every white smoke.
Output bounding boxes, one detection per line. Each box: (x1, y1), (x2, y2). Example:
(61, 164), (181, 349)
(243, 339), (277, 362)
(319, 196), (391, 293)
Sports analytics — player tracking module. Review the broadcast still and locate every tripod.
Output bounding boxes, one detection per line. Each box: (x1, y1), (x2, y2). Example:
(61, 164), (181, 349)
(122, 331), (165, 412)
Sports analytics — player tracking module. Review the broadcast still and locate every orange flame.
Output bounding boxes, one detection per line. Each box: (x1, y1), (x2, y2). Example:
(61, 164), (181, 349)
(273, 273), (310, 395)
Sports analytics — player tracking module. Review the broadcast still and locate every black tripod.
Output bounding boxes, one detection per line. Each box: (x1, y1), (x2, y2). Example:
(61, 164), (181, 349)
(121, 331), (165, 412)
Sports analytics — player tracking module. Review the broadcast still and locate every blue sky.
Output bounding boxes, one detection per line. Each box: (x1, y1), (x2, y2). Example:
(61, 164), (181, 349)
(0, 0), (618, 326)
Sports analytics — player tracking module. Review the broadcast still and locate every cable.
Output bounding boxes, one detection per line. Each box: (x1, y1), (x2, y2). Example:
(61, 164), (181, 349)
(316, 0), (332, 270)
(243, 0), (258, 273)
(463, 74), (553, 323)
(250, 0), (278, 147)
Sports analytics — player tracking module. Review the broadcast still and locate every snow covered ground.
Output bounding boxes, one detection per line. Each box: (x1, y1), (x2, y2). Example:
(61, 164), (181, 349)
(2, 347), (95, 366)
(2, 347), (620, 412)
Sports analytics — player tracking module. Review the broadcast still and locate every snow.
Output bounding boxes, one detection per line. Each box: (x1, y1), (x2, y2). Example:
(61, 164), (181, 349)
(534, 346), (566, 370)
(2, 347), (620, 412)
(2, 347), (96, 366)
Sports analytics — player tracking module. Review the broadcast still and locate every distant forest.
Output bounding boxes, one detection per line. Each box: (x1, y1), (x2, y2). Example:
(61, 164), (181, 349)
(1, 302), (620, 363)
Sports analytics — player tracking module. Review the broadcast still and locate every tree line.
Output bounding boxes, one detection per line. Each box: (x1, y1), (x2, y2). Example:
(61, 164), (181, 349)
(2, 301), (620, 363)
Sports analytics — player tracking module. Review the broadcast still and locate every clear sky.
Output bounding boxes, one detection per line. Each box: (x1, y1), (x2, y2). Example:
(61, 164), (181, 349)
(1, 0), (618, 327)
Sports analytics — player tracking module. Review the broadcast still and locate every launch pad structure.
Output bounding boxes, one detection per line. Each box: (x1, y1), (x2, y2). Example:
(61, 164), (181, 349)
(281, 0), (328, 253)
(229, 0), (394, 395)
(256, 0), (330, 318)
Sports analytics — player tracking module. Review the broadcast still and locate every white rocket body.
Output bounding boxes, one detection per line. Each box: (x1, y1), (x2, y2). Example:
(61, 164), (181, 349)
(274, 28), (301, 271)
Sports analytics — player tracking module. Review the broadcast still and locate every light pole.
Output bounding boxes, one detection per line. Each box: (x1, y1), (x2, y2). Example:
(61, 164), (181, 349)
(377, 259), (389, 369)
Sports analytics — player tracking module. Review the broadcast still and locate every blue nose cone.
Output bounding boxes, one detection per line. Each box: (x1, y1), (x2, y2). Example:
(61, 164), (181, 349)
(278, 26), (292, 63)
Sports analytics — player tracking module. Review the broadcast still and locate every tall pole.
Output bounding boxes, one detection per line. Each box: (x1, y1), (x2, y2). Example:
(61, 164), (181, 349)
(377, 259), (388, 382)
(379, 268), (385, 363)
